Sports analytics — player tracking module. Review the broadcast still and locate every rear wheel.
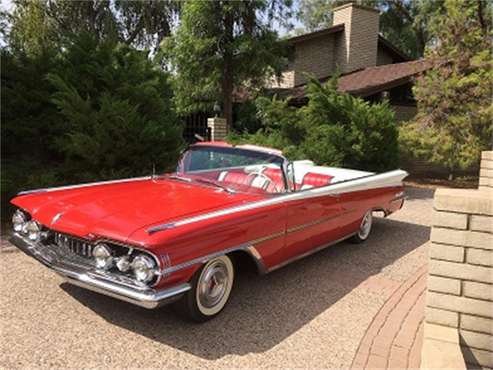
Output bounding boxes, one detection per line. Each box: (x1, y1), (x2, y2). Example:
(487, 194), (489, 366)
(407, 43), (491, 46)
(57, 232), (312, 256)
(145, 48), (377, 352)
(351, 210), (373, 243)
(177, 255), (234, 322)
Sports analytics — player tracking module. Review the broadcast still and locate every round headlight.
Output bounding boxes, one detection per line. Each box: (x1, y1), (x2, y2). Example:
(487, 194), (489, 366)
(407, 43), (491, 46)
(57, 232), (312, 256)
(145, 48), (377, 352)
(131, 255), (157, 283)
(92, 244), (113, 269)
(116, 256), (131, 272)
(12, 210), (27, 233)
(25, 220), (41, 241)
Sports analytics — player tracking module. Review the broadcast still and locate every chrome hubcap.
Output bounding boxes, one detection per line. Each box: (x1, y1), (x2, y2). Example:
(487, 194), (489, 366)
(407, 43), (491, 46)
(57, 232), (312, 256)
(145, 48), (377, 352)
(198, 260), (229, 309)
(358, 211), (372, 239)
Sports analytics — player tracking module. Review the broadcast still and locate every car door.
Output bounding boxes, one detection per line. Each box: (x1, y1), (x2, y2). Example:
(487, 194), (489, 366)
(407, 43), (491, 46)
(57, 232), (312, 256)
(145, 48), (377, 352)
(283, 164), (346, 261)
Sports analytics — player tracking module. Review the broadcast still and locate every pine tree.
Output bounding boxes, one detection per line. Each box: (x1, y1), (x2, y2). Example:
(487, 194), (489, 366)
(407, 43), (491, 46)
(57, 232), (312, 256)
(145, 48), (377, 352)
(400, 0), (493, 179)
(163, 0), (292, 129)
(49, 35), (184, 180)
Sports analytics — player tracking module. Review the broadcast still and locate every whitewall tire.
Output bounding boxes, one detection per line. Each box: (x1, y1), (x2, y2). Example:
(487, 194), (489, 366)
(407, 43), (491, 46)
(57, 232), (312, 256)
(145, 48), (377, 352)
(178, 255), (235, 322)
(351, 210), (373, 243)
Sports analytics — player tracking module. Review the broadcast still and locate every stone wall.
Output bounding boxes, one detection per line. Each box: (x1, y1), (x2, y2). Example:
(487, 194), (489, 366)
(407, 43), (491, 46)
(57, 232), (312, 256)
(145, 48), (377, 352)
(479, 151), (493, 190)
(421, 151), (493, 369)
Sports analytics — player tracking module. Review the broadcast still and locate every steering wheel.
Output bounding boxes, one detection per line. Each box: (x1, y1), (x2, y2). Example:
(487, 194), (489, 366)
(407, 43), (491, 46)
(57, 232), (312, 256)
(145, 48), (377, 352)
(246, 168), (282, 193)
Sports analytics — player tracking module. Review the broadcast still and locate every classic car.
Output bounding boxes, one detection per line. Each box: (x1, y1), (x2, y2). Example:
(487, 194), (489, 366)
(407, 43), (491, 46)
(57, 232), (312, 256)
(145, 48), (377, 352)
(9, 142), (407, 322)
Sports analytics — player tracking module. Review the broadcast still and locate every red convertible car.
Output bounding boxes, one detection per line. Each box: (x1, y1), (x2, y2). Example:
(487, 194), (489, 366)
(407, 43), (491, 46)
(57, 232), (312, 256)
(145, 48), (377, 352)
(10, 142), (407, 321)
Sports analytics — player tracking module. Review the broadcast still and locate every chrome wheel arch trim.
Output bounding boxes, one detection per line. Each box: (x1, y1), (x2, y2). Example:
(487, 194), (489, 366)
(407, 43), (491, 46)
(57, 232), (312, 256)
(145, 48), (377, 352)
(148, 169), (408, 234)
(161, 243), (269, 276)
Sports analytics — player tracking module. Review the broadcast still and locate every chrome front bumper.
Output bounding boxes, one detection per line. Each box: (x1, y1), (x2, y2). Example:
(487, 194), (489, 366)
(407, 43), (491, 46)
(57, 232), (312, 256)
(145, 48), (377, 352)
(9, 233), (190, 309)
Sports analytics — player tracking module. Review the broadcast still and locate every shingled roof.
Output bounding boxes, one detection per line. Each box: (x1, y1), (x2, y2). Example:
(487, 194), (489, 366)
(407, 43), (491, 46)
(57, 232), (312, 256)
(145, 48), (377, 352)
(283, 59), (432, 100)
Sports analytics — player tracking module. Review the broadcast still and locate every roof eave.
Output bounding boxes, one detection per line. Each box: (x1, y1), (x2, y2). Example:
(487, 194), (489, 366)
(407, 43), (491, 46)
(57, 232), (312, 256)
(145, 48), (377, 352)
(287, 24), (345, 44)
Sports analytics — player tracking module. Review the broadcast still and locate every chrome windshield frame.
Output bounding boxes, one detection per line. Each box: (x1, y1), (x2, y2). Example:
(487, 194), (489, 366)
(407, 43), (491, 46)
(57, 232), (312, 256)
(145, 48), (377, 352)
(176, 144), (291, 194)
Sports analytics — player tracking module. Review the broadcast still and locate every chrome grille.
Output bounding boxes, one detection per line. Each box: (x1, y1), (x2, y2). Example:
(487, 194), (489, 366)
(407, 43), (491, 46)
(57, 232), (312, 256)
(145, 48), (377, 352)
(54, 232), (94, 258)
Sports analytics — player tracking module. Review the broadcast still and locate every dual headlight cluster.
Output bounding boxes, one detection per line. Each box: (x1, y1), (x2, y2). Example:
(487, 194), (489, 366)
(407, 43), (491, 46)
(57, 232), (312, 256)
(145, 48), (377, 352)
(92, 243), (158, 284)
(13, 209), (158, 285)
(12, 209), (42, 241)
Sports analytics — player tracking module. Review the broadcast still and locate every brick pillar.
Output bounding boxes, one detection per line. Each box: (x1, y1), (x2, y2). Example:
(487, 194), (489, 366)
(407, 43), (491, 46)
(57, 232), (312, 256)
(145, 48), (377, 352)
(421, 156), (493, 368)
(207, 117), (227, 141)
(479, 151), (493, 189)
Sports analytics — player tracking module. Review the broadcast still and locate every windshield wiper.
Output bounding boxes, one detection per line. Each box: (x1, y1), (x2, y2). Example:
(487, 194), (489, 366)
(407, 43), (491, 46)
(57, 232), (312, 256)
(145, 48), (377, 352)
(193, 178), (236, 194)
(168, 174), (235, 194)
(167, 174), (192, 183)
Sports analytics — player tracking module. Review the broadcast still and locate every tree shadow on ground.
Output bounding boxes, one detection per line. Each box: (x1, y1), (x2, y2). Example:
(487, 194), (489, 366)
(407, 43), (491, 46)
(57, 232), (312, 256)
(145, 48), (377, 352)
(61, 217), (429, 359)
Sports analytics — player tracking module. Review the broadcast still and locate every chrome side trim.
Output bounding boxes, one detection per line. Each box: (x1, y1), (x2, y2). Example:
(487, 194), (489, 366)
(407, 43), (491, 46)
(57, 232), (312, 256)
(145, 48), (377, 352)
(18, 176), (152, 196)
(147, 169), (408, 234)
(250, 230), (285, 245)
(268, 233), (357, 272)
(161, 211), (353, 275)
(286, 210), (352, 234)
(9, 233), (189, 309)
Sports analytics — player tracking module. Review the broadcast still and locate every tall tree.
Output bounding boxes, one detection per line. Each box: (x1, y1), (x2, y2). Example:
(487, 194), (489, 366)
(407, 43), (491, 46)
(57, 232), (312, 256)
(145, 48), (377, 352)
(5, 0), (57, 56)
(296, 0), (443, 58)
(4, 0), (180, 55)
(163, 0), (293, 129)
(400, 0), (492, 179)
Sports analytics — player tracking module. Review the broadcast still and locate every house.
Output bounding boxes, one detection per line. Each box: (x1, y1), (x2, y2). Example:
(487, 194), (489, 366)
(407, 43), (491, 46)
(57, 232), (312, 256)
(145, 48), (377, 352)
(268, 3), (431, 122)
(187, 3), (431, 144)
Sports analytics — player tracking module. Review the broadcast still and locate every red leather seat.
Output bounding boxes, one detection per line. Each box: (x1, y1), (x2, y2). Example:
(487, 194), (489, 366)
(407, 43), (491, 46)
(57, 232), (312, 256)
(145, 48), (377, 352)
(219, 171), (253, 186)
(301, 172), (333, 188)
(263, 168), (285, 192)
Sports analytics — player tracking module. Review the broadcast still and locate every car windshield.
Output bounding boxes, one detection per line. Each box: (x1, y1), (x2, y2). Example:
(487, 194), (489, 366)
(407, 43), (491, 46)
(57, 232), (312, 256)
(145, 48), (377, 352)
(174, 145), (286, 194)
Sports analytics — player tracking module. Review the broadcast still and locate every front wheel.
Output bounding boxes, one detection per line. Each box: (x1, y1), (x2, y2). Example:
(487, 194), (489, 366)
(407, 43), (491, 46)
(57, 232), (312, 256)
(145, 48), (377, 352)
(351, 210), (373, 243)
(177, 255), (235, 322)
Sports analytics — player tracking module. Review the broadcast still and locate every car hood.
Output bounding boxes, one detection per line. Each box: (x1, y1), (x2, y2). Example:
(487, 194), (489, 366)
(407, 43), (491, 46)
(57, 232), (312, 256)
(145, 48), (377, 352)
(11, 177), (263, 243)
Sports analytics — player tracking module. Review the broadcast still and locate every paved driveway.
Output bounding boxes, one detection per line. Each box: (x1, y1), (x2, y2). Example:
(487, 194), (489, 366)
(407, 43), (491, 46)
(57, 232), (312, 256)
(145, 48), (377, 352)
(0, 187), (433, 369)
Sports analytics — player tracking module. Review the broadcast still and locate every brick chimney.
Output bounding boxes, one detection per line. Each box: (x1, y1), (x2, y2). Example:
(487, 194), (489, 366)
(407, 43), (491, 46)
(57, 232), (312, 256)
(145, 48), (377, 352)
(332, 3), (380, 73)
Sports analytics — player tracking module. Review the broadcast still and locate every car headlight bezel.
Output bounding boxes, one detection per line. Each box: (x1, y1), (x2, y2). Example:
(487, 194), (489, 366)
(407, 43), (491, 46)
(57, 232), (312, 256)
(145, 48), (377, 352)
(25, 220), (41, 241)
(12, 209), (28, 233)
(131, 254), (158, 284)
(92, 243), (114, 270)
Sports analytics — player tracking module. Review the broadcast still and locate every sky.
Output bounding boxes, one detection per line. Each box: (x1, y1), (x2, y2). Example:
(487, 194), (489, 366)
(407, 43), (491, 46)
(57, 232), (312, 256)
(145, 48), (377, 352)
(1, 0), (13, 12)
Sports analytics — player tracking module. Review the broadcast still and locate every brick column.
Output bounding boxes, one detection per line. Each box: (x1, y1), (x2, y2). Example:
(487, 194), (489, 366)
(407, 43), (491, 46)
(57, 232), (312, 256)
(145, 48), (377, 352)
(479, 151), (493, 189)
(207, 117), (227, 141)
(421, 157), (493, 368)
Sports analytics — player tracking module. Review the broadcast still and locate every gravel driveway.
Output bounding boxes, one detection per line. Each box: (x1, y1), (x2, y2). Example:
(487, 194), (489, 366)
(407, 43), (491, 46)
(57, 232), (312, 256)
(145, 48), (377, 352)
(0, 186), (433, 369)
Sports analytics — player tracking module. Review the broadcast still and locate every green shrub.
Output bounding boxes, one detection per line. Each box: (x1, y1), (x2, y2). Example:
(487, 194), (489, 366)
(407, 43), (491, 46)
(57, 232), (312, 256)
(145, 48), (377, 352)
(1, 35), (184, 220)
(229, 77), (399, 172)
(49, 35), (184, 180)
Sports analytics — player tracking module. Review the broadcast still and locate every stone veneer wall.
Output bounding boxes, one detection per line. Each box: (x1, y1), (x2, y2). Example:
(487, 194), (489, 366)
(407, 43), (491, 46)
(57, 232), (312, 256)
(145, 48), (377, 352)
(267, 3), (381, 88)
(207, 117), (227, 141)
(421, 151), (493, 369)
(292, 34), (336, 86)
(480, 151), (493, 190)
(332, 3), (380, 73)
